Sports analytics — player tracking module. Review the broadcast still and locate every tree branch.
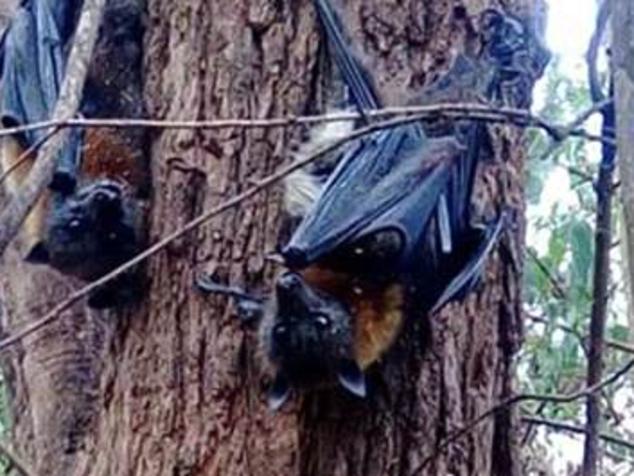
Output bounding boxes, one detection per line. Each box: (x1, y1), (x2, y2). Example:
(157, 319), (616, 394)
(526, 248), (568, 300)
(411, 359), (634, 474)
(0, 127), (60, 187)
(522, 416), (634, 452)
(0, 0), (107, 257)
(0, 101), (615, 144)
(538, 98), (612, 161)
(582, 1), (614, 472)
(0, 80), (617, 350)
(526, 314), (634, 356)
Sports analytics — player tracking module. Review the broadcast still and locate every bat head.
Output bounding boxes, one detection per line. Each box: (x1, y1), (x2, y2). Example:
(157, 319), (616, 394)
(26, 179), (141, 283)
(480, 9), (550, 83)
(262, 272), (365, 410)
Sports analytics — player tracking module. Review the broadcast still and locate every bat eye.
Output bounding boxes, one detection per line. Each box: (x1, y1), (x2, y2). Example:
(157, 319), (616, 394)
(315, 314), (330, 329)
(94, 190), (112, 203)
(67, 218), (86, 233)
(274, 324), (287, 336)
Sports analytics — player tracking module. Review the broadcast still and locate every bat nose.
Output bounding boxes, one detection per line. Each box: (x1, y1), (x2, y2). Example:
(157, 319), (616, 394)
(275, 273), (313, 315)
(277, 273), (302, 293)
(94, 189), (119, 203)
(93, 190), (123, 222)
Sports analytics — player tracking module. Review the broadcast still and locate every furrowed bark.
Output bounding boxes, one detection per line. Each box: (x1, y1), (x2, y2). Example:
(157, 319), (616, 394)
(1, 0), (541, 474)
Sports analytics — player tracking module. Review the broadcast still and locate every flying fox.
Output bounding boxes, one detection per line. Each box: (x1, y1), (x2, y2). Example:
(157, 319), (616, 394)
(198, 0), (549, 409)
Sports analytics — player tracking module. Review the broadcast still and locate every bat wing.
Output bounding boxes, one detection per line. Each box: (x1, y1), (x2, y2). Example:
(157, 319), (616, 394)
(313, 0), (380, 112)
(0, 0), (82, 193)
(282, 126), (465, 270)
(429, 213), (505, 314)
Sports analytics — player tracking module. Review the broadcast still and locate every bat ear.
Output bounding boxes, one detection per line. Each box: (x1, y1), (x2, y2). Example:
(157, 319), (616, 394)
(50, 170), (77, 196)
(337, 360), (366, 398)
(268, 372), (291, 411)
(24, 242), (50, 264)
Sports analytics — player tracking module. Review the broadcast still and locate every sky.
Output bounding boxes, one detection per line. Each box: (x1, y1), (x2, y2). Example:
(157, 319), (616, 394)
(545, 0), (597, 71)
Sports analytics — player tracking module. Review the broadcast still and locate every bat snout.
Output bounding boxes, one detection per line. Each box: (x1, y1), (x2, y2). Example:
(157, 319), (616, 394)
(93, 188), (121, 205)
(276, 272), (303, 293)
(275, 273), (320, 317)
(92, 188), (124, 221)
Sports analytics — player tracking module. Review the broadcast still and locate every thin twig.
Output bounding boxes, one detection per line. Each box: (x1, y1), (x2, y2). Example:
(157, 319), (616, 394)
(520, 312), (625, 439)
(411, 359), (634, 474)
(604, 449), (634, 466)
(522, 416), (634, 452)
(0, 0), (107, 258)
(537, 5), (611, 162)
(567, 165), (595, 185)
(0, 439), (35, 476)
(0, 127), (61, 187)
(527, 314), (634, 356)
(539, 99), (611, 161)
(0, 102), (614, 146)
(0, 113), (425, 351)
(520, 400), (549, 446)
(526, 248), (568, 299)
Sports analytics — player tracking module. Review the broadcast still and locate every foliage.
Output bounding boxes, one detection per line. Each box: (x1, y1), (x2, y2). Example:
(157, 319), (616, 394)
(521, 55), (634, 472)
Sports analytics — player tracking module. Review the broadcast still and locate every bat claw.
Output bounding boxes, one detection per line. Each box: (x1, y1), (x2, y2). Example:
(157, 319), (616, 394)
(195, 273), (263, 324)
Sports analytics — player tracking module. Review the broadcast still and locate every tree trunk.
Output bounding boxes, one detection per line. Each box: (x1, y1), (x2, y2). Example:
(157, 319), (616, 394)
(614, 0), (634, 348)
(0, 0), (544, 475)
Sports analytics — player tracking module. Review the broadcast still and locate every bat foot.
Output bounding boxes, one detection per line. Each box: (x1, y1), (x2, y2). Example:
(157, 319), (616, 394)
(195, 273), (263, 324)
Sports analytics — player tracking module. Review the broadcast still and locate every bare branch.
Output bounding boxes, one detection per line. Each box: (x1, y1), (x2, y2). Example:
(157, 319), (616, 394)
(522, 416), (634, 452)
(411, 359), (634, 474)
(526, 248), (568, 300)
(0, 127), (60, 187)
(527, 314), (634, 356)
(0, 69), (618, 360)
(539, 98), (612, 161)
(0, 0), (107, 256)
(0, 102), (615, 145)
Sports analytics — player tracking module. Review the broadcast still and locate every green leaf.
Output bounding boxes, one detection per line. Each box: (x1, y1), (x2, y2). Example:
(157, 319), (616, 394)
(569, 219), (593, 293)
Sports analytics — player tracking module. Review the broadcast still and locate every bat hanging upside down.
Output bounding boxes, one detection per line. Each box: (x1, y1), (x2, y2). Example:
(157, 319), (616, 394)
(0, 0), (147, 308)
(197, 0), (550, 409)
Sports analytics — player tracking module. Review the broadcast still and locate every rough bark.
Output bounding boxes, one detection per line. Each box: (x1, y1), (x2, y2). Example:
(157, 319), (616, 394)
(0, 0), (543, 475)
(0, 0), (18, 31)
(614, 0), (634, 347)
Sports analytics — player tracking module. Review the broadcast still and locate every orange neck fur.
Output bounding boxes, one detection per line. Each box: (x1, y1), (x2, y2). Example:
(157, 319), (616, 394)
(300, 265), (405, 369)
